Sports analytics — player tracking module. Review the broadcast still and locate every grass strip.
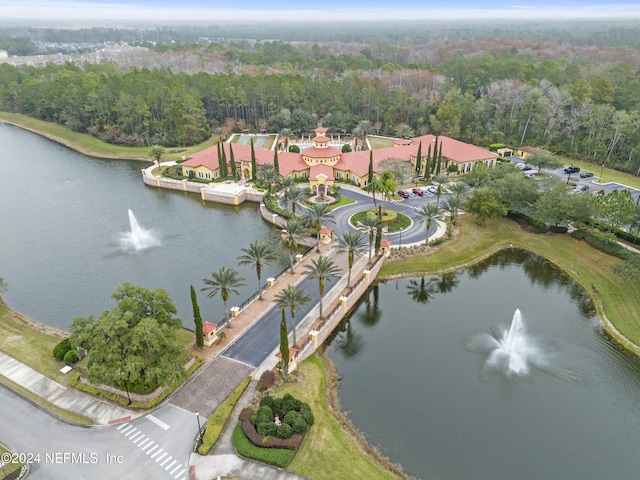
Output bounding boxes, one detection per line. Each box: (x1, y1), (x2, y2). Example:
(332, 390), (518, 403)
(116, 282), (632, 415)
(232, 421), (295, 468)
(198, 376), (252, 455)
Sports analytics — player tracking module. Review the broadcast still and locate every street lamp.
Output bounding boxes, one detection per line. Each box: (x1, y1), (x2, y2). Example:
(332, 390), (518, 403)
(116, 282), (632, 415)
(399, 227), (403, 247)
(599, 163), (605, 182)
(195, 411), (202, 442)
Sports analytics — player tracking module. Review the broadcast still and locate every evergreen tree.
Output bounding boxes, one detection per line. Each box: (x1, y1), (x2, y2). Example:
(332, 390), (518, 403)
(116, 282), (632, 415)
(375, 205), (383, 253)
(424, 144), (432, 181)
(191, 285), (204, 349)
(367, 150), (374, 186)
(250, 139), (257, 180)
(437, 141), (443, 174)
(280, 309), (289, 380)
(415, 141), (422, 174)
(273, 148), (280, 176)
(219, 142), (228, 178)
(229, 143), (237, 178)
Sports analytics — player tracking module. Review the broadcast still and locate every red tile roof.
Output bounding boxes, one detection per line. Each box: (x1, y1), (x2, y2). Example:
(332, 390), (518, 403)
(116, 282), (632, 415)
(310, 164), (335, 181)
(411, 135), (499, 163)
(202, 321), (218, 334)
(303, 145), (342, 159)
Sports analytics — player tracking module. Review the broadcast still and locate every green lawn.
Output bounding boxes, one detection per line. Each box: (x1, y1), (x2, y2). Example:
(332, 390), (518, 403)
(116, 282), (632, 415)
(380, 215), (640, 352)
(0, 112), (220, 161)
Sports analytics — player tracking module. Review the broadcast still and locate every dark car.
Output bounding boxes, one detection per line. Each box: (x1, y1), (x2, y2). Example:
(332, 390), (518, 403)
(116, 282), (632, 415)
(397, 190), (409, 199)
(564, 166), (580, 174)
(412, 188), (424, 196)
(580, 171), (594, 178)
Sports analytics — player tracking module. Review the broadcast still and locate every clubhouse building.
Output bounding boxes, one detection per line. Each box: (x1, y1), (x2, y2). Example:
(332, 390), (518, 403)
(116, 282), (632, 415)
(181, 127), (499, 194)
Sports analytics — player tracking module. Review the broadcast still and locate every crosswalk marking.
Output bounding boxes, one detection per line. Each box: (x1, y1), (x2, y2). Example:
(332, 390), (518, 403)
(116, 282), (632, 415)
(146, 444), (159, 455)
(174, 468), (185, 479)
(159, 455), (173, 466)
(156, 452), (168, 463)
(165, 459), (177, 470)
(150, 448), (163, 459)
(169, 464), (182, 475)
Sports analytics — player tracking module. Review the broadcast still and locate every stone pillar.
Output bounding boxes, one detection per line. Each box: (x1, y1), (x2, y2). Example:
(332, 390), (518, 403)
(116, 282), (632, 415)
(230, 306), (240, 317)
(364, 269), (371, 284)
(310, 329), (319, 349)
(200, 187), (207, 200)
(182, 179), (188, 191)
(267, 277), (275, 287)
(340, 296), (348, 311)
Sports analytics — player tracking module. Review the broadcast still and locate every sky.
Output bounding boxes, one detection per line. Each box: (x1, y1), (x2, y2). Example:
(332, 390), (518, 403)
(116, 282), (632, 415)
(1, 0), (640, 23)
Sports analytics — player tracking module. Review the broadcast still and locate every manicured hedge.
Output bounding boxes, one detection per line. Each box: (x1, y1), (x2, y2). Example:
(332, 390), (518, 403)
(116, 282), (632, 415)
(233, 422), (296, 467)
(198, 376), (252, 455)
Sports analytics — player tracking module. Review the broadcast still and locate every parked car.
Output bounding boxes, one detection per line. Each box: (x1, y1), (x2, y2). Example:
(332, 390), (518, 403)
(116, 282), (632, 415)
(412, 188), (424, 196)
(564, 166), (580, 174)
(524, 172), (534, 179)
(576, 184), (590, 191)
(427, 186), (437, 194)
(397, 190), (409, 199)
(580, 171), (594, 178)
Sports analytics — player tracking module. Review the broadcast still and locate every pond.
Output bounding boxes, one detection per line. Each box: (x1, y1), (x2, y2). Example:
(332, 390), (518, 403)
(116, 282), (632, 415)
(0, 124), (284, 330)
(326, 249), (640, 480)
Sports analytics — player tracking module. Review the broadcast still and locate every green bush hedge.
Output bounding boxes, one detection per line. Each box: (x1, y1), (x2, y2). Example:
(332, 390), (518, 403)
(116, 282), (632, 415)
(233, 422), (295, 467)
(63, 349), (80, 365)
(198, 376), (252, 455)
(53, 338), (72, 361)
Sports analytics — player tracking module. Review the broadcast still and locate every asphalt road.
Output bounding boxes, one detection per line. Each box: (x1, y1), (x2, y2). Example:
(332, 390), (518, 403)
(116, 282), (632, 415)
(0, 384), (198, 480)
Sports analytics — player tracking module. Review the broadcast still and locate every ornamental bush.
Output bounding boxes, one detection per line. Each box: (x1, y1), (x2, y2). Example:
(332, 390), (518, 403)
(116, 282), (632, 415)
(53, 338), (72, 361)
(276, 423), (293, 439)
(300, 404), (314, 426)
(63, 349), (80, 365)
(257, 421), (278, 436)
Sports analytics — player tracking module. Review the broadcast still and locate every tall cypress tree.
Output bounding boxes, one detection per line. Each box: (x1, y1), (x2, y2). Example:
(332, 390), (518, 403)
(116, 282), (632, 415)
(229, 143), (237, 178)
(273, 148), (280, 177)
(219, 143), (228, 178)
(415, 141), (422, 174)
(436, 140), (443, 174)
(250, 139), (257, 180)
(279, 309), (289, 380)
(191, 285), (204, 349)
(424, 144), (432, 181)
(367, 149), (374, 186)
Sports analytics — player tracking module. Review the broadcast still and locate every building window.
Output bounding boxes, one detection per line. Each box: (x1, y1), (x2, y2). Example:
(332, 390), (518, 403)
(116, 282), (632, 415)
(336, 172), (341, 179)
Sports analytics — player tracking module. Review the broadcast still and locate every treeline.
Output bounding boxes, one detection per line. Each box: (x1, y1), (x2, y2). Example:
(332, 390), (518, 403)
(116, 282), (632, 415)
(3, 20), (640, 47)
(0, 45), (639, 173)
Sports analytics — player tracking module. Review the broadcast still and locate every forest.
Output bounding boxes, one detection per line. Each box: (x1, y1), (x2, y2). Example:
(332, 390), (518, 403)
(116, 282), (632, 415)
(0, 20), (639, 174)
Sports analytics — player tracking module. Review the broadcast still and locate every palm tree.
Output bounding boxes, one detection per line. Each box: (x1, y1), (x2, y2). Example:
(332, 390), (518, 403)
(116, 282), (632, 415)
(237, 240), (278, 300)
(337, 231), (367, 287)
(202, 266), (246, 325)
(259, 163), (279, 198)
(396, 124), (414, 139)
(433, 173), (449, 206)
(359, 212), (381, 262)
(366, 176), (382, 208)
(419, 202), (442, 245)
(278, 176), (295, 194)
(305, 203), (334, 251)
(449, 181), (469, 198)
(304, 255), (341, 319)
(281, 217), (306, 272)
(279, 128), (293, 151)
(380, 171), (397, 201)
(442, 194), (462, 236)
(285, 186), (305, 216)
(274, 284), (312, 347)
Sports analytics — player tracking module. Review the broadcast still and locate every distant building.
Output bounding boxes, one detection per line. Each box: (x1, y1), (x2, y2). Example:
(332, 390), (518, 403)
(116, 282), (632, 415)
(0, 50), (8, 58)
(181, 127), (499, 193)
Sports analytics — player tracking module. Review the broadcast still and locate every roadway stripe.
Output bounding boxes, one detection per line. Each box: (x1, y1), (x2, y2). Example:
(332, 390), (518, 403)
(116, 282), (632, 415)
(119, 424), (134, 434)
(146, 414), (170, 430)
(129, 431), (143, 441)
(133, 434), (147, 445)
(169, 464), (181, 475)
(124, 428), (138, 438)
(150, 448), (163, 459)
(160, 456), (173, 467)
(165, 459), (177, 471)
(174, 468), (185, 479)
(155, 452), (168, 463)
(116, 423), (130, 431)
(138, 438), (152, 449)
(146, 445), (159, 455)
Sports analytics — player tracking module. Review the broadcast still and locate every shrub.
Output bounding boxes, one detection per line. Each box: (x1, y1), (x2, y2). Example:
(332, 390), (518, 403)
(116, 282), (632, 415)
(250, 405), (273, 427)
(53, 338), (72, 361)
(341, 144), (352, 153)
(233, 422), (295, 467)
(276, 423), (293, 439)
(257, 370), (275, 392)
(291, 417), (309, 434)
(260, 395), (275, 409)
(571, 229), (587, 240)
(239, 407), (254, 422)
(283, 410), (301, 426)
(281, 394), (302, 415)
(288, 145), (300, 153)
(63, 349), (80, 365)
(257, 421), (278, 436)
(300, 404), (314, 426)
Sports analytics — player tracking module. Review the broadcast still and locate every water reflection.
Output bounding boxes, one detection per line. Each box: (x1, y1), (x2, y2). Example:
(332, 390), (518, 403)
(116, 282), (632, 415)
(357, 284), (382, 327)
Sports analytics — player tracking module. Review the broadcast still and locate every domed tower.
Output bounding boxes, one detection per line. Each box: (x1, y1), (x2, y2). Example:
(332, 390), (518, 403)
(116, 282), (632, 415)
(303, 127), (342, 196)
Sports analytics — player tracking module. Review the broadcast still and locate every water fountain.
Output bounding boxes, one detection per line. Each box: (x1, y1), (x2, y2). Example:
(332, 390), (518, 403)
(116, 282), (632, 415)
(467, 309), (542, 377)
(118, 209), (161, 253)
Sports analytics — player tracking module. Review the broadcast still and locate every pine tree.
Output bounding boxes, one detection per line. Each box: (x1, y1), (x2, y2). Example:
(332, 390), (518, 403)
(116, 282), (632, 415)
(190, 285), (204, 349)
(250, 139), (257, 180)
(229, 143), (237, 178)
(367, 149), (374, 186)
(273, 148), (280, 177)
(415, 141), (422, 174)
(279, 309), (289, 380)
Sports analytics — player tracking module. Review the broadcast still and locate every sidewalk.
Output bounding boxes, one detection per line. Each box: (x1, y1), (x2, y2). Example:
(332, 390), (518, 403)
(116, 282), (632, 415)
(0, 351), (139, 425)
